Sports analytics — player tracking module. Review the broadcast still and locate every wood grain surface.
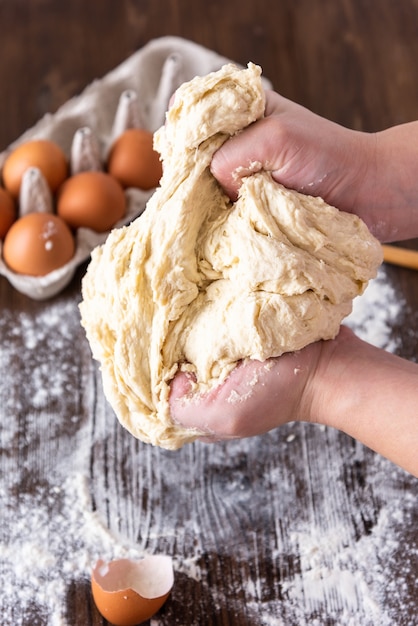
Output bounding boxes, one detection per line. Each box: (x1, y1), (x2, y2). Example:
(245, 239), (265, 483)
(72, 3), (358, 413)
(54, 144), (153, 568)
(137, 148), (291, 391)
(0, 2), (417, 625)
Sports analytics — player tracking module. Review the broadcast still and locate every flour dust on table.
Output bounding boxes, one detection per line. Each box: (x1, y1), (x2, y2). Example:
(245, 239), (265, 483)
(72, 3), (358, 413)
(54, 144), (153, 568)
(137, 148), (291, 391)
(1, 262), (416, 625)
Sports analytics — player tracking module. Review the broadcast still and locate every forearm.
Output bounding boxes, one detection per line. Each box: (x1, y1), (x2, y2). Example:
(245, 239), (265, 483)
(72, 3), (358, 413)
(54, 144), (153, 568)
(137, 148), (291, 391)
(307, 328), (418, 476)
(353, 122), (418, 242)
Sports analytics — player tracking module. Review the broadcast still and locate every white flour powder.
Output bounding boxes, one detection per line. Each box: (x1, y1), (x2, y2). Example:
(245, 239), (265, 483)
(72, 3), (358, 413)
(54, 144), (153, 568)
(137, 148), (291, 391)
(345, 265), (403, 352)
(0, 264), (416, 625)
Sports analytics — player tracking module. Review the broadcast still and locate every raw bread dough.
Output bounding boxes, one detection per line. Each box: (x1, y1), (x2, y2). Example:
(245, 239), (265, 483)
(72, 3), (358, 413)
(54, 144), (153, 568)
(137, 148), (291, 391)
(80, 63), (382, 449)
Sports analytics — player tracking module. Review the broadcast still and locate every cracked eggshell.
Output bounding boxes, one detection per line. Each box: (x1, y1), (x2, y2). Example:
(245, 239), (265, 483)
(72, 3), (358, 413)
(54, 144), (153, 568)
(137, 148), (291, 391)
(91, 555), (174, 626)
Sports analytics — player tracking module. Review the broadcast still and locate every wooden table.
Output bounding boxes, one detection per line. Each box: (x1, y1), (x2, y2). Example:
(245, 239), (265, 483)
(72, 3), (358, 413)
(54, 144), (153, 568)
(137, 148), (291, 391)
(0, 2), (417, 625)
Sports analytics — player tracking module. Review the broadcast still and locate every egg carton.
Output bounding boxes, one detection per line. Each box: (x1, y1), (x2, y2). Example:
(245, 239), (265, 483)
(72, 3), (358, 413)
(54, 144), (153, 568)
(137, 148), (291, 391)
(0, 36), (237, 300)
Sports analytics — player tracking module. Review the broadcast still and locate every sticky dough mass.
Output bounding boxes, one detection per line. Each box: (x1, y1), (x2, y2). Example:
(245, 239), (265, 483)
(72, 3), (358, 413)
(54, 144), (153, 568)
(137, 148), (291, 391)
(80, 63), (383, 449)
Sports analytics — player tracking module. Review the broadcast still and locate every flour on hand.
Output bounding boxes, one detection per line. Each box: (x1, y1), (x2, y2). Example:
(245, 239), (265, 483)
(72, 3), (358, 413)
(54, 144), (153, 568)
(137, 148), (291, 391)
(80, 63), (382, 450)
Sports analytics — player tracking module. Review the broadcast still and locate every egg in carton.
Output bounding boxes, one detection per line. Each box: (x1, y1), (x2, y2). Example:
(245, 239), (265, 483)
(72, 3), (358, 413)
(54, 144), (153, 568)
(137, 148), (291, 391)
(0, 36), (238, 300)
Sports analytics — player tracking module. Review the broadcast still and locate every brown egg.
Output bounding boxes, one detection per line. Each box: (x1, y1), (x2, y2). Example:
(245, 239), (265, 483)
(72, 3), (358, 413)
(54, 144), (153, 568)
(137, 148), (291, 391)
(0, 186), (16, 239)
(91, 556), (174, 626)
(57, 170), (126, 232)
(2, 139), (68, 198)
(3, 212), (75, 276)
(107, 128), (162, 190)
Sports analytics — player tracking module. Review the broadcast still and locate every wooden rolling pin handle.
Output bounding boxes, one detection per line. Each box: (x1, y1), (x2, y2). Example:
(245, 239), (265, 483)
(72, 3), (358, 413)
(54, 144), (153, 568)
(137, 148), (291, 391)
(382, 244), (418, 271)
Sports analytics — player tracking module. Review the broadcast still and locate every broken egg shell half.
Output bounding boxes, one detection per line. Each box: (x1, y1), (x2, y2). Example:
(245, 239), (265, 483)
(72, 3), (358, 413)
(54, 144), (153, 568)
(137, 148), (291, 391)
(91, 555), (174, 626)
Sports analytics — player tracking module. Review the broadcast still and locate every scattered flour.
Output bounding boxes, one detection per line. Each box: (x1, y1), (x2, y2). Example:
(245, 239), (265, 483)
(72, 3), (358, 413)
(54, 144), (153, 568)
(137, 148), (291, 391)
(0, 473), (141, 626)
(277, 480), (418, 626)
(0, 263), (416, 625)
(0, 298), (142, 625)
(345, 265), (403, 352)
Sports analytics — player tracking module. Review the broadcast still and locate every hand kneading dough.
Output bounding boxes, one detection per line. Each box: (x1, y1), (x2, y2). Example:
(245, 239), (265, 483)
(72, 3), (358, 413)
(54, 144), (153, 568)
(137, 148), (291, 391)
(80, 63), (382, 450)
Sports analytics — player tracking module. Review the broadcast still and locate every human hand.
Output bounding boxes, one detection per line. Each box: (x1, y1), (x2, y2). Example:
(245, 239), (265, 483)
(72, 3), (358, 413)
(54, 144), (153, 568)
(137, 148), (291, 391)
(211, 91), (374, 219)
(211, 90), (418, 243)
(170, 326), (418, 477)
(170, 338), (324, 441)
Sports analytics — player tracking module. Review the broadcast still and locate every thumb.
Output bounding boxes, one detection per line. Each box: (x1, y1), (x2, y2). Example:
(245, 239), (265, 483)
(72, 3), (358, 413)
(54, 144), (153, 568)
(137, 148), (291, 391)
(210, 118), (272, 200)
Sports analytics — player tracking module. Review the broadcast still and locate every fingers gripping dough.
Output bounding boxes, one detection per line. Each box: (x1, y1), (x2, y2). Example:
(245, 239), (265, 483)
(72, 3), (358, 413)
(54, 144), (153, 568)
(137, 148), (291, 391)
(80, 63), (382, 449)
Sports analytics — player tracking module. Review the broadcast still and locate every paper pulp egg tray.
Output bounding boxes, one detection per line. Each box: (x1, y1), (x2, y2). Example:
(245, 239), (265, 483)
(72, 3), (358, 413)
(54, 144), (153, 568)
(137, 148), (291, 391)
(0, 36), (236, 300)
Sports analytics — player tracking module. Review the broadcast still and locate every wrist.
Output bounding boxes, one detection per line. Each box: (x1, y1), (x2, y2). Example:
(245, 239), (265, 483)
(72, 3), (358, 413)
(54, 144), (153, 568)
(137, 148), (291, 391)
(367, 123), (418, 241)
(305, 326), (418, 476)
(305, 326), (364, 426)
